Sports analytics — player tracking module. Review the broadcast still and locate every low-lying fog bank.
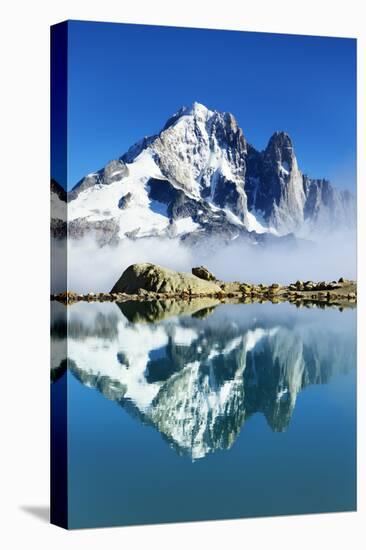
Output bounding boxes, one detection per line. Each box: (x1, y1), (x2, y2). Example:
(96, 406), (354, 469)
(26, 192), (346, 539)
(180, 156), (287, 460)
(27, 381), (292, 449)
(51, 231), (356, 294)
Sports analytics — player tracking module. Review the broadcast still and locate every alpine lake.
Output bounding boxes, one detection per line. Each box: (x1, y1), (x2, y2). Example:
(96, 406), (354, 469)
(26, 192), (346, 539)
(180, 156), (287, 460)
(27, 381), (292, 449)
(51, 297), (356, 528)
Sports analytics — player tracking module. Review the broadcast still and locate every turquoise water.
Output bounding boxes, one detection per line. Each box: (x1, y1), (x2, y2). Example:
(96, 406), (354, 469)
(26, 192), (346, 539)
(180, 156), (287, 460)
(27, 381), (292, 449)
(51, 300), (356, 528)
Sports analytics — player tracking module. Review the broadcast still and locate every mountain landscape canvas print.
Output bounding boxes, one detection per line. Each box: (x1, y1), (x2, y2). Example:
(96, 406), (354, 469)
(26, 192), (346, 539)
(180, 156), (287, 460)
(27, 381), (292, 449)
(50, 20), (357, 529)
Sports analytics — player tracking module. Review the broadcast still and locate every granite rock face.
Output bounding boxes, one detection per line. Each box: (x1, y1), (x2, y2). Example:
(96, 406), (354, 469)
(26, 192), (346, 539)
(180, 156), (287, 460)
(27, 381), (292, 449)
(146, 104), (249, 223)
(246, 132), (306, 234)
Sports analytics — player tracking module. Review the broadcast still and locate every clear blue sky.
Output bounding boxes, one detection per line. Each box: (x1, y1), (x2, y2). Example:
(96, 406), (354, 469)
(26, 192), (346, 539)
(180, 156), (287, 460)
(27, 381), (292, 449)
(57, 21), (356, 191)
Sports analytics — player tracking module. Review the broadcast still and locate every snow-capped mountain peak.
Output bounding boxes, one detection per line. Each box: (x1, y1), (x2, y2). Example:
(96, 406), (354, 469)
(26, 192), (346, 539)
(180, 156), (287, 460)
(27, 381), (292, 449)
(166, 101), (214, 124)
(51, 102), (355, 245)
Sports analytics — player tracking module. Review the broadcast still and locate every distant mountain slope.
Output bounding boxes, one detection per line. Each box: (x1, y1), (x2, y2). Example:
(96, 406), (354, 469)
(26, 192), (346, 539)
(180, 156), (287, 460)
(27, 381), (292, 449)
(51, 102), (355, 245)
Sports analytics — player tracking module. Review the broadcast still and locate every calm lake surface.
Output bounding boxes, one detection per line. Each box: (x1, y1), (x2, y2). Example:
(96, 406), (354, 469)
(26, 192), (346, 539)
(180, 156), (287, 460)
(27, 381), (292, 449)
(51, 300), (356, 528)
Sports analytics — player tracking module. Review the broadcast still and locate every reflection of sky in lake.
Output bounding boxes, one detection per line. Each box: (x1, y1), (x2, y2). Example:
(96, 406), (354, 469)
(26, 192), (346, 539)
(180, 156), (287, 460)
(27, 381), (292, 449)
(51, 301), (356, 528)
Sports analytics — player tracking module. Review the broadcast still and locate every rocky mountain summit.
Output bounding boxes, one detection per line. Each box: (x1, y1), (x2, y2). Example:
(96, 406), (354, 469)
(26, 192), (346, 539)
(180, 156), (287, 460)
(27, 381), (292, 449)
(51, 102), (355, 245)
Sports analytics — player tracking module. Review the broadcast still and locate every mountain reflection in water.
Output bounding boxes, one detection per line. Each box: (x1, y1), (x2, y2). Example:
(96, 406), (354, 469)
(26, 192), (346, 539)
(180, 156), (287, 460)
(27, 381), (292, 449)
(51, 299), (356, 460)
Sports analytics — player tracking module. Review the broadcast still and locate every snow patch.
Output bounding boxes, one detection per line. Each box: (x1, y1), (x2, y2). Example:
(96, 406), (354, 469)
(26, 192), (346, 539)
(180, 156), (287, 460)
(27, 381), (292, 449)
(246, 211), (269, 234)
(175, 217), (200, 235)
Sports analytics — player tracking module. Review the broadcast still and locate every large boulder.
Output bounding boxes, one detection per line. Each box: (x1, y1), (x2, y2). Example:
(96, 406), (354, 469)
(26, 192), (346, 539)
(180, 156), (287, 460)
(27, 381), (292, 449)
(111, 263), (221, 295)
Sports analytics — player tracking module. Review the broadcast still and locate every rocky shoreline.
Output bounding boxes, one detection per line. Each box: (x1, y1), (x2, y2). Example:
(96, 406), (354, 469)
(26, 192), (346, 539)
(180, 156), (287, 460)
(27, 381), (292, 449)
(51, 263), (357, 309)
